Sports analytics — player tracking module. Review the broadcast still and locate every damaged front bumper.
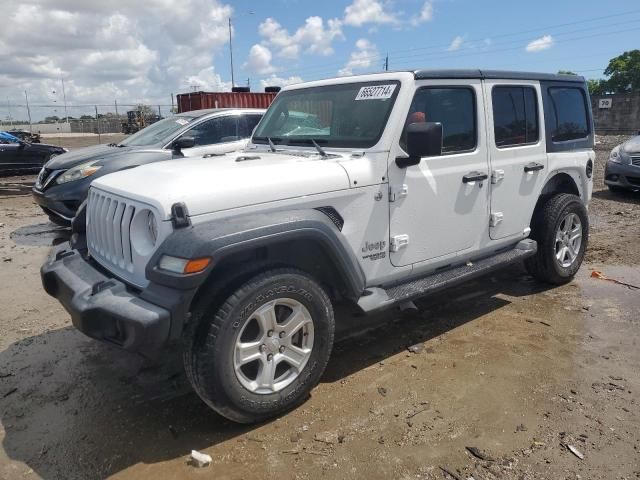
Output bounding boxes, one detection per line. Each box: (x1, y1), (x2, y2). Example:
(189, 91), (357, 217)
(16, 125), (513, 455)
(41, 244), (174, 357)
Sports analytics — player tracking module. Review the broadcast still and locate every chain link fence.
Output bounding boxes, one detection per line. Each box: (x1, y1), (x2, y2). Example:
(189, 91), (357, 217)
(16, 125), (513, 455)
(1, 103), (176, 136)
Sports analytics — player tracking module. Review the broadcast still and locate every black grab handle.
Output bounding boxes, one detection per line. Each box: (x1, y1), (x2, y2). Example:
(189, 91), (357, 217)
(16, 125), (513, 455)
(462, 171), (488, 183)
(524, 162), (544, 173)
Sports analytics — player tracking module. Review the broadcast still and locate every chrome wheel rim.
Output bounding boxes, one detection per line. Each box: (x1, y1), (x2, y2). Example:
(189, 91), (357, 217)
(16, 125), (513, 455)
(555, 213), (582, 268)
(233, 298), (314, 394)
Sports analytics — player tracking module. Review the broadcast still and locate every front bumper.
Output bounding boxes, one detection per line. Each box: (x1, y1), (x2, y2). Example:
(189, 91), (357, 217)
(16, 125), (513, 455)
(604, 160), (640, 190)
(32, 186), (78, 223)
(41, 244), (171, 356)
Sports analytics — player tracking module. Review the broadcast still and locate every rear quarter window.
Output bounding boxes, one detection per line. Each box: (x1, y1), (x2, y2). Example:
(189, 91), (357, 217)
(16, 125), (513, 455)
(548, 87), (589, 142)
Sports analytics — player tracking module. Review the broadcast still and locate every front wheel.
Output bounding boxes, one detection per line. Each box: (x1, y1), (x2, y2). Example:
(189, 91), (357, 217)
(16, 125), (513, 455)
(525, 193), (589, 285)
(183, 268), (334, 424)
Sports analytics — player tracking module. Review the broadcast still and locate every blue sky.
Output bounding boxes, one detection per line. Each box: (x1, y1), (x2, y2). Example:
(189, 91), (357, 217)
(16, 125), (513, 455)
(0, 0), (638, 117)
(229, 0), (639, 87)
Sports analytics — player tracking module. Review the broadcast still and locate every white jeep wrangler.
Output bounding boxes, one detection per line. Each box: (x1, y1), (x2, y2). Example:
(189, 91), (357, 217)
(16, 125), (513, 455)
(42, 69), (595, 423)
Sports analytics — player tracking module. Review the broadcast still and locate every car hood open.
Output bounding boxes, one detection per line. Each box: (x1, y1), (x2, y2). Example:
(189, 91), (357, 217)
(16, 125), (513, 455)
(92, 151), (351, 220)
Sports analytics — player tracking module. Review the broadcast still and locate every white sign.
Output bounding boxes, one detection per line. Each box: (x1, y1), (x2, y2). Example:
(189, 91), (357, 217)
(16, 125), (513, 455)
(599, 98), (612, 109)
(355, 84), (396, 101)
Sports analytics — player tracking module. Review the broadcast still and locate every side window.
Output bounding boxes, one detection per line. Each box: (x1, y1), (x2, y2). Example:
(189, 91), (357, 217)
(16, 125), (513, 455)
(239, 115), (263, 138)
(401, 87), (476, 154)
(548, 87), (589, 142)
(187, 116), (239, 146)
(492, 86), (539, 147)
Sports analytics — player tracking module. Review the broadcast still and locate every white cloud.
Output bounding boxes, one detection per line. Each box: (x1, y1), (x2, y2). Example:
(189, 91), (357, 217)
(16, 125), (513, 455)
(338, 38), (379, 76)
(526, 35), (554, 52)
(243, 44), (277, 75)
(258, 16), (343, 59)
(344, 0), (397, 27)
(410, 1), (433, 26)
(447, 35), (464, 52)
(259, 75), (303, 90)
(0, 0), (234, 108)
(184, 67), (232, 92)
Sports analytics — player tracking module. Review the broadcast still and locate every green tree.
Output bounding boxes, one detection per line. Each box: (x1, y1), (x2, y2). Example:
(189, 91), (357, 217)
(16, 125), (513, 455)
(603, 49), (640, 93)
(558, 70), (577, 76)
(587, 79), (608, 96)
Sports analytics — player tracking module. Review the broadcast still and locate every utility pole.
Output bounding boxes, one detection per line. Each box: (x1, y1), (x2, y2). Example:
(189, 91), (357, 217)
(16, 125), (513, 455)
(114, 99), (119, 117)
(24, 90), (32, 132)
(61, 78), (69, 124)
(384, 54), (389, 71)
(228, 17), (235, 88)
(171, 93), (175, 113)
(95, 105), (101, 144)
(6, 98), (12, 128)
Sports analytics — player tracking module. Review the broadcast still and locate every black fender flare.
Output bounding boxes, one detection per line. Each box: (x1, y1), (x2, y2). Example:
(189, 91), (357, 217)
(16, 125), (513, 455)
(146, 209), (366, 302)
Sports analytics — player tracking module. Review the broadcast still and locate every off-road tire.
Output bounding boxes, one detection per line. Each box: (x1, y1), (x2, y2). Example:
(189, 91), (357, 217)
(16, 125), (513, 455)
(525, 193), (588, 285)
(183, 268), (334, 424)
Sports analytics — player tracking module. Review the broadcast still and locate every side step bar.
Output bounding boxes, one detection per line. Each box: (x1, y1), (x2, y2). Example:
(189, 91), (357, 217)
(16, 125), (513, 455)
(357, 239), (537, 313)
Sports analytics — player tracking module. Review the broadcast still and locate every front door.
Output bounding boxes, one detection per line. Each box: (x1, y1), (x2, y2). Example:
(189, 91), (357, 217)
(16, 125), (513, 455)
(388, 80), (490, 267)
(182, 115), (247, 157)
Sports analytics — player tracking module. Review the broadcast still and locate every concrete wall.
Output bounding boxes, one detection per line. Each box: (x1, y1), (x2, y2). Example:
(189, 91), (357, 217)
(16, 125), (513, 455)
(591, 93), (640, 135)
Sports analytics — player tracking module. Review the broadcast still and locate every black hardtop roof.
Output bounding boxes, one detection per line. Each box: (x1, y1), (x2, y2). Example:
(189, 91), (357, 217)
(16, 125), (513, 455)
(413, 69), (585, 83)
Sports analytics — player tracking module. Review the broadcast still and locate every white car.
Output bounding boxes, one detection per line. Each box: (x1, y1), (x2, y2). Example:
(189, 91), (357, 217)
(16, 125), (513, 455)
(42, 69), (594, 423)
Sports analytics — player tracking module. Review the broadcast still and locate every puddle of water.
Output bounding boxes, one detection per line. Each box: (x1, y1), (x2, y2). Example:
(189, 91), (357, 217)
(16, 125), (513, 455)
(10, 222), (70, 247)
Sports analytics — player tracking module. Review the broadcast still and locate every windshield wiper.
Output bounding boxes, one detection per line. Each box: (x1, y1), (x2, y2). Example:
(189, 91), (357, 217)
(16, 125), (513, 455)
(310, 139), (327, 158)
(267, 137), (277, 152)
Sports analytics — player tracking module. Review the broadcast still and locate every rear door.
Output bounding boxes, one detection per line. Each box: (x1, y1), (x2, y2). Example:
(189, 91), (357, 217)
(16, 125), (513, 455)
(0, 143), (23, 172)
(484, 81), (547, 239)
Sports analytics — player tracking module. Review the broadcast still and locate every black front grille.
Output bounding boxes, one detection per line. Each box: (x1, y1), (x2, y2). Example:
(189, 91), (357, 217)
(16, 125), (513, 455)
(631, 155), (640, 166)
(36, 168), (51, 188)
(627, 176), (640, 186)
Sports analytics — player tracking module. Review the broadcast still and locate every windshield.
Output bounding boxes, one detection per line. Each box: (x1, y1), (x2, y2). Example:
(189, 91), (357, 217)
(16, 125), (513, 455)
(253, 81), (400, 149)
(120, 116), (195, 147)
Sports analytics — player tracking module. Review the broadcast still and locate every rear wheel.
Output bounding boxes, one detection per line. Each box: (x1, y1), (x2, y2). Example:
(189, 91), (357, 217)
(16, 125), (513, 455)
(525, 193), (588, 285)
(183, 268), (334, 423)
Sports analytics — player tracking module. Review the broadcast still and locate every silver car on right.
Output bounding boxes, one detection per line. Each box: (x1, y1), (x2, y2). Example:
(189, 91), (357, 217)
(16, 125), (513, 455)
(605, 133), (640, 192)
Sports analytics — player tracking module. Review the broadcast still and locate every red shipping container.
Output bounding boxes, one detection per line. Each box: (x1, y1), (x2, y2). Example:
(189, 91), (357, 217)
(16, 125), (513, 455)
(177, 91), (277, 113)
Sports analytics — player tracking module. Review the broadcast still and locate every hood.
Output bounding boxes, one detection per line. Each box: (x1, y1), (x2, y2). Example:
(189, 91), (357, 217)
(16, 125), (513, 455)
(622, 135), (640, 154)
(92, 151), (351, 219)
(45, 144), (160, 170)
(26, 142), (65, 152)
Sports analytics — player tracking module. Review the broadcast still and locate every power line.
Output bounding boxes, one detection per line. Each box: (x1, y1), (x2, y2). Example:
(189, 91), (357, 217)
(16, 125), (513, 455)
(273, 10), (640, 78)
(291, 26), (640, 80)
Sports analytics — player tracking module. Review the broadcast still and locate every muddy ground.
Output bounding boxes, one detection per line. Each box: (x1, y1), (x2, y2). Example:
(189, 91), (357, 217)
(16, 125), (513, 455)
(0, 136), (639, 480)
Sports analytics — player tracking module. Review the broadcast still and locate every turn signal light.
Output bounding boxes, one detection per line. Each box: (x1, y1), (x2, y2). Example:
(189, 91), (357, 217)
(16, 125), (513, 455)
(158, 255), (211, 274)
(184, 258), (211, 274)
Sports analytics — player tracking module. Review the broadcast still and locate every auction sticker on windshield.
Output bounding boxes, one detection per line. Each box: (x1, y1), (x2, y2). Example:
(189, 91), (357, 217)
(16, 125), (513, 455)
(355, 84), (397, 100)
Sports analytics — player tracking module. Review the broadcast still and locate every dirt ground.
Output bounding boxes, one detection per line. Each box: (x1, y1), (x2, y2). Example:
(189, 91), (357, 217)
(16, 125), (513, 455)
(0, 136), (639, 480)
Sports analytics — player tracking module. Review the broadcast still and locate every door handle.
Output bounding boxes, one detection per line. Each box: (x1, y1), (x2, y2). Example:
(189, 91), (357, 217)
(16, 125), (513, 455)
(462, 171), (488, 183)
(524, 162), (544, 173)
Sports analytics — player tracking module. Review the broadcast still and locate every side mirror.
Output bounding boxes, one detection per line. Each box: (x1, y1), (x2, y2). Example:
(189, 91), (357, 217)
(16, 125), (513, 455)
(172, 136), (195, 154)
(396, 122), (443, 168)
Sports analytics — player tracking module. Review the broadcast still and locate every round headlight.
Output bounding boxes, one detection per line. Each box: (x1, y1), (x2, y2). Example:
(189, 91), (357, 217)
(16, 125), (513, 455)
(130, 209), (159, 255)
(147, 210), (158, 245)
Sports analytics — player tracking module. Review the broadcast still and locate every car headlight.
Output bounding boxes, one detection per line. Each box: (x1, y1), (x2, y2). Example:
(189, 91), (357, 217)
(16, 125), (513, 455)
(147, 210), (158, 245)
(130, 209), (159, 255)
(55, 161), (102, 184)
